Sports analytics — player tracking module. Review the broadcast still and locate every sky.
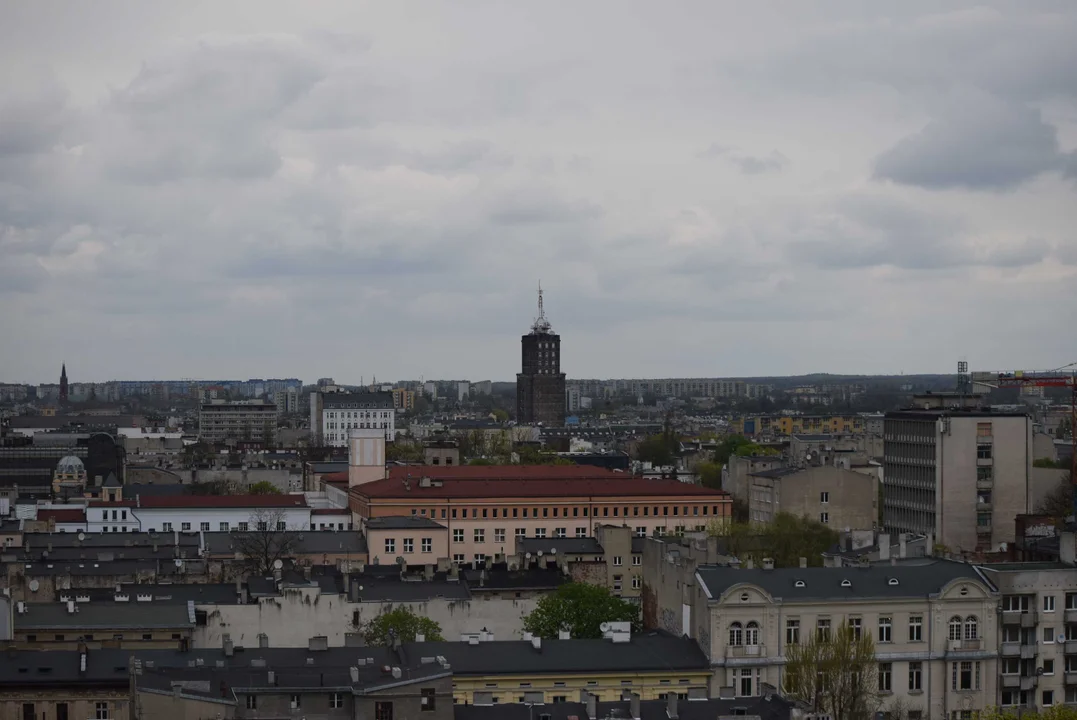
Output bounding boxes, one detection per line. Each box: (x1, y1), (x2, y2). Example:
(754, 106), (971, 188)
(1, 1), (1075, 385)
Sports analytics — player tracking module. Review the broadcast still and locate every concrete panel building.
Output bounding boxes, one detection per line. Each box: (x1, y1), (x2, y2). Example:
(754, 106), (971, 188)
(883, 408), (1034, 553)
(198, 400), (278, 444)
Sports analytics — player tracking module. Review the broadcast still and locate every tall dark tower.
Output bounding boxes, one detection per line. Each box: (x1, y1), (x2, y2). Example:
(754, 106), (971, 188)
(516, 283), (566, 426)
(59, 363), (69, 405)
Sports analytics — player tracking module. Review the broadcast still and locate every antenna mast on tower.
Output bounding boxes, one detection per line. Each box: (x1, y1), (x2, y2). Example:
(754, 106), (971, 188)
(531, 281), (552, 334)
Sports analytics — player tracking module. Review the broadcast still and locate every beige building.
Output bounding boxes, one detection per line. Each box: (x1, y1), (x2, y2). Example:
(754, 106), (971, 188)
(642, 539), (999, 716)
(883, 408), (1034, 553)
(198, 400), (278, 444)
(748, 465), (878, 530)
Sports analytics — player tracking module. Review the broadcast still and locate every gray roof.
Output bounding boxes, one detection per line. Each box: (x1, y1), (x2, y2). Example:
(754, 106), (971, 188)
(453, 695), (796, 720)
(102, 472), (121, 487)
(791, 434), (835, 441)
(322, 391), (394, 409)
(348, 574), (471, 603)
(696, 559), (989, 601)
(71, 583), (240, 604)
(366, 516), (446, 530)
(517, 537), (604, 555)
(747, 466), (800, 479)
(14, 602), (194, 630)
(201, 530), (367, 555)
(406, 631), (707, 676)
(22, 531), (201, 550)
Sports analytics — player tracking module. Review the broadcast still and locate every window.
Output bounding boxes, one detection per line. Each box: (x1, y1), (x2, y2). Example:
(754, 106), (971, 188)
(745, 621), (760, 646)
(878, 663), (892, 693)
(1045, 595), (1056, 612)
(516, 528), (527, 539)
(384, 538), (396, 553)
(633, 555), (641, 566)
(951, 661), (979, 691)
(632, 576), (641, 589)
(276, 521), (286, 531)
(948, 616), (963, 640)
(909, 661), (922, 691)
(23, 704), (34, 720)
(453, 554), (465, 563)
(290, 695), (301, 710)
(909, 615), (923, 642)
(56, 704), (68, 720)
(375, 701), (394, 720)
(403, 538), (414, 553)
(535, 528), (546, 539)
(1044, 659), (1055, 675)
(421, 537), (432, 553)
(200, 522), (210, 531)
(820, 492), (829, 504)
(576, 527), (587, 538)
(613, 556), (623, 566)
(729, 622), (743, 646)
(849, 617), (862, 639)
(1044, 690), (1055, 706)
(453, 529), (464, 543)
(555, 527), (566, 538)
(181, 522), (191, 531)
(474, 553), (486, 562)
(257, 521), (267, 531)
(162, 522), (172, 532)
(1044, 626), (1057, 643)
(878, 617), (892, 643)
(977, 444), (992, 460)
(95, 703), (109, 720)
(819, 512), (829, 524)
(494, 528), (505, 543)
(329, 692), (344, 708)
(238, 522), (248, 532)
(786, 619), (800, 645)
(817, 618), (831, 640)
(964, 616), (978, 640)
(613, 575), (623, 593)
(421, 689), (436, 711)
(219, 522), (229, 531)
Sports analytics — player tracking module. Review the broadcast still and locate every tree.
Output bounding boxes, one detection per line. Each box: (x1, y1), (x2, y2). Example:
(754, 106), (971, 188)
(522, 583), (640, 639)
(783, 621), (879, 720)
(232, 509), (301, 576)
(386, 440), (423, 463)
(708, 512), (839, 567)
(187, 479), (235, 495)
(635, 433), (678, 466)
(248, 480), (281, 495)
(694, 461), (722, 489)
(362, 607), (444, 646)
(1037, 473), (1074, 519)
(1034, 457), (1067, 469)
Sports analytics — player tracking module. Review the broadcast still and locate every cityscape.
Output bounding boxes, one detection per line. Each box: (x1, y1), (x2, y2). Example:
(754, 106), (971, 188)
(2, 3), (1077, 720)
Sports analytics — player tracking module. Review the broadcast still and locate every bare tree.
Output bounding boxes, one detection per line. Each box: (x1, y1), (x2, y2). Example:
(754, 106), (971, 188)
(1036, 467), (1075, 519)
(784, 621), (880, 720)
(231, 509), (302, 576)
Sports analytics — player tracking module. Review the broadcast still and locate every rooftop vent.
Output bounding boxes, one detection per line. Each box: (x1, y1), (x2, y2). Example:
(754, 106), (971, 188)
(794, 580), (805, 588)
(840, 579), (852, 588)
(888, 578), (899, 586)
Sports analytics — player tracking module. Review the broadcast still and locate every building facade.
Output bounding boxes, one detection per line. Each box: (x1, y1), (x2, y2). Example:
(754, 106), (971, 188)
(883, 409), (1033, 552)
(312, 391), (396, 447)
(516, 287), (565, 427)
(199, 401), (278, 444)
(748, 465), (878, 530)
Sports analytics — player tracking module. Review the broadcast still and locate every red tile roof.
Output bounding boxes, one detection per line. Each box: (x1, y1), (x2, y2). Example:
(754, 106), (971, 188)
(92, 494), (308, 509)
(350, 472), (730, 501)
(39, 508), (86, 523)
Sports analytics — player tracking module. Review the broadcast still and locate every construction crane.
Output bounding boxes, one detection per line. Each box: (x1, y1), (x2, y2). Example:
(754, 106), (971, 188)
(973, 364), (1077, 517)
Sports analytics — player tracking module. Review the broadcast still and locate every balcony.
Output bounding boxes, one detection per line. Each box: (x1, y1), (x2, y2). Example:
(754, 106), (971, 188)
(976, 478), (993, 490)
(1065, 640), (1077, 655)
(948, 638), (983, 653)
(726, 644), (765, 659)
(1021, 644), (1038, 659)
(1001, 610), (1038, 627)
(976, 525), (993, 536)
(1001, 642), (1021, 657)
(1001, 675), (1020, 689)
(976, 457), (993, 467)
(1065, 671), (1077, 686)
(1065, 609), (1077, 623)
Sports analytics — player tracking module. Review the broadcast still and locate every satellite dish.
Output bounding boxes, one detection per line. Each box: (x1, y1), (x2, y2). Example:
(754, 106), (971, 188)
(28, 579), (39, 592)
(273, 559), (283, 570)
(549, 548), (557, 555)
(1059, 634), (1067, 644)
(77, 532), (85, 541)
(525, 552), (532, 559)
(174, 559), (183, 567)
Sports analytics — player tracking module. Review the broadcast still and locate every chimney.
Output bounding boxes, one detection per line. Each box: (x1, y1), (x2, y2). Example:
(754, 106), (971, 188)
(258, 633), (269, 648)
(415, 633), (425, 643)
(558, 629), (570, 640)
(78, 643), (87, 674)
(878, 533), (890, 561)
(268, 670), (276, 685)
(531, 636), (542, 652)
(762, 557), (774, 570)
(629, 691), (641, 720)
(899, 532), (908, 559)
(799, 557), (807, 569)
(925, 533), (935, 557)
(584, 691), (597, 720)
(350, 666), (359, 683)
(424, 564), (434, 582)
(1061, 532), (1076, 567)
(308, 636), (329, 652)
(223, 634), (234, 657)
(666, 690), (679, 719)
(67, 600), (75, 614)
(484, 556), (492, 570)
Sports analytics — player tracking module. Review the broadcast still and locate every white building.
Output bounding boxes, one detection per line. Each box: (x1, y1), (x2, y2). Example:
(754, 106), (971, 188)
(310, 391), (396, 447)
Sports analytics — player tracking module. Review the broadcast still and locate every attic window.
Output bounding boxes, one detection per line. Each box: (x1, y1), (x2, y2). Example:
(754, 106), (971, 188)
(960, 586), (969, 596)
(888, 578), (899, 586)
(740, 593), (749, 602)
(794, 580), (805, 588)
(840, 580), (851, 588)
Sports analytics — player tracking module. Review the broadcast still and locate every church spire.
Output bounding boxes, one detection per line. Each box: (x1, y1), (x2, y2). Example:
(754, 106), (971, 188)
(59, 363), (69, 404)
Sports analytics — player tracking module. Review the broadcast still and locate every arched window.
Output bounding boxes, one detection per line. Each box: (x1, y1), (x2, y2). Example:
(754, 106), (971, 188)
(964, 615), (978, 640)
(729, 622), (743, 647)
(745, 621), (760, 646)
(948, 616), (963, 641)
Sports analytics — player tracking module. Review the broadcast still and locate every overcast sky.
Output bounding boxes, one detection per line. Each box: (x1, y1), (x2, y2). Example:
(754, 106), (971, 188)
(2, 1), (1075, 385)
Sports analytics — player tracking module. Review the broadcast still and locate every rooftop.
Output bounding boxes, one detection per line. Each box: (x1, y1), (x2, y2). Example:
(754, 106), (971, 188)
(322, 391), (394, 409)
(695, 559), (988, 601)
(454, 695), (796, 720)
(517, 537), (604, 555)
(406, 631), (707, 676)
(14, 601), (194, 630)
(366, 516), (447, 530)
(91, 493), (308, 509)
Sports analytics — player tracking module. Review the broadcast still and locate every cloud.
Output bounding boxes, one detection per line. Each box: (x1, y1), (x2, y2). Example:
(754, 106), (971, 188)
(873, 94), (1071, 191)
(698, 144), (789, 174)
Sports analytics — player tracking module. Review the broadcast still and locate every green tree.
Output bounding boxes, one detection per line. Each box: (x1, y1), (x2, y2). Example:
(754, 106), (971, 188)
(516, 445), (575, 466)
(635, 433), (679, 466)
(708, 512), (839, 567)
(248, 480), (281, 495)
(694, 460), (722, 489)
(491, 408), (509, 423)
(386, 441), (424, 463)
(522, 583), (640, 639)
(362, 607), (444, 645)
(783, 621), (880, 720)
(187, 479), (234, 496)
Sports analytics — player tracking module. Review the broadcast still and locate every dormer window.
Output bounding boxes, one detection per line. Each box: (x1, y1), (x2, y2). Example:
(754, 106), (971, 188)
(840, 579), (852, 588)
(888, 578), (899, 586)
(794, 580), (805, 588)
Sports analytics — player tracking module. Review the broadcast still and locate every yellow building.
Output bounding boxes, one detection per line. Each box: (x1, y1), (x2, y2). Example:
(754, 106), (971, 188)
(734, 414), (865, 437)
(407, 630), (712, 704)
(392, 388), (416, 411)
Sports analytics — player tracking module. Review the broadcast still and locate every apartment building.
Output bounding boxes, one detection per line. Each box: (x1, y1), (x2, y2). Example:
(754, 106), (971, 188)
(748, 465), (878, 530)
(642, 544), (999, 715)
(733, 414), (867, 437)
(198, 400), (278, 444)
(883, 407), (1033, 552)
(978, 538), (1077, 711)
(310, 391), (396, 447)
